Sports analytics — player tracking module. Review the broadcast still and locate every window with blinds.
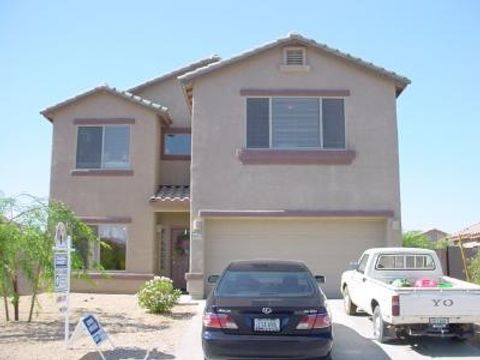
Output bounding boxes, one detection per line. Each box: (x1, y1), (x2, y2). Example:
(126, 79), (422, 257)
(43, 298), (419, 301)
(246, 97), (345, 149)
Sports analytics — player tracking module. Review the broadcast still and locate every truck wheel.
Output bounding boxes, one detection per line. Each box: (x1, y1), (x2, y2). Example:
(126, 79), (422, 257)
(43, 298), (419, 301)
(343, 287), (357, 315)
(372, 306), (391, 343)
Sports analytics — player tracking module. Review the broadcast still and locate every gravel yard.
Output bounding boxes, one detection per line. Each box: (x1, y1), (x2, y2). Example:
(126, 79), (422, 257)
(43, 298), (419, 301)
(0, 293), (199, 360)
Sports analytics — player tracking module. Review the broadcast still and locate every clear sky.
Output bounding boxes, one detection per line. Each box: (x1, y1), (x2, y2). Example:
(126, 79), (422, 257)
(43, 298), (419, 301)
(1, 0), (479, 233)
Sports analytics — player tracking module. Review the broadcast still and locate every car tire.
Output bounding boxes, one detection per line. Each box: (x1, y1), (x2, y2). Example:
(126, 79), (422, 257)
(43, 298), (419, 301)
(372, 306), (392, 343)
(343, 287), (357, 315)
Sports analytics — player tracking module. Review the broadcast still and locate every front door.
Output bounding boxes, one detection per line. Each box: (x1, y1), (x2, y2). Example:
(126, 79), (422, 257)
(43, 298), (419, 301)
(171, 228), (190, 290)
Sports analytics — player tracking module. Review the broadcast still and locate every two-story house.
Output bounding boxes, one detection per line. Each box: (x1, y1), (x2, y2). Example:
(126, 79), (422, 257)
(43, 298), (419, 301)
(42, 34), (409, 298)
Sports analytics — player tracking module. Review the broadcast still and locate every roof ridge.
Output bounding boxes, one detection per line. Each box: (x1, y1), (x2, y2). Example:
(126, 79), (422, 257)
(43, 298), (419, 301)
(41, 84), (171, 122)
(128, 56), (221, 93)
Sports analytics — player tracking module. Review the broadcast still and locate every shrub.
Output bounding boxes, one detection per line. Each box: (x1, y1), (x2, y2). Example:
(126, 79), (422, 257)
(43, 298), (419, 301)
(468, 251), (480, 285)
(137, 276), (181, 313)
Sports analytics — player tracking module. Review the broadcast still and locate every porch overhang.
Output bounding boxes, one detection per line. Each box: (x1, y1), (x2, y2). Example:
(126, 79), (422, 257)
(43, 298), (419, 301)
(150, 185), (190, 212)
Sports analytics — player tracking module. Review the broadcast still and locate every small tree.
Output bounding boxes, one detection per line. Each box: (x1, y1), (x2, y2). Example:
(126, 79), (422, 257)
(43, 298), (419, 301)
(402, 231), (434, 249)
(0, 192), (98, 321)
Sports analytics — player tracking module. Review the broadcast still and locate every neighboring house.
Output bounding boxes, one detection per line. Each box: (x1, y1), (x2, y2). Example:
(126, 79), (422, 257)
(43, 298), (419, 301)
(420, 228), (449, 242)
(41, 33), (410, 298)
(449, 222), (480, 248)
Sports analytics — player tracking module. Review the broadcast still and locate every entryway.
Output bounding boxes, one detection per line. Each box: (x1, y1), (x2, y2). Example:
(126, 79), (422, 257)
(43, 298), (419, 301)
(171, 227), (190, 290)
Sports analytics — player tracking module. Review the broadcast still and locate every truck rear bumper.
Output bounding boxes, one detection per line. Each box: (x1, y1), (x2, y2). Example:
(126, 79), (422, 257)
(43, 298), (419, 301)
(394, 323), (474, 338)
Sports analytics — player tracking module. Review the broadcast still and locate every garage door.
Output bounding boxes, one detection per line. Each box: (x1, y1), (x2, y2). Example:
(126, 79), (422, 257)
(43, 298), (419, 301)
(205, 218), (386, 297)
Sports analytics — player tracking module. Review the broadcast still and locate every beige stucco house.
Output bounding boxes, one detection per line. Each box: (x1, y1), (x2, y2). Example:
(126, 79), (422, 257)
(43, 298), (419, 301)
(42, 34), (409, 298)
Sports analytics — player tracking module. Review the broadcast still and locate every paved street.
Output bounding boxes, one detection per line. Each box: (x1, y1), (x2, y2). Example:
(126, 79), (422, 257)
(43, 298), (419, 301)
(180, 299), (480, 360)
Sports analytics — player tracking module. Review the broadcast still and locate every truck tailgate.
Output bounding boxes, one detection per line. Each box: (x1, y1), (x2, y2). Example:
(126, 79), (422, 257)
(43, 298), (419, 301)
(399, 290), (480, 317)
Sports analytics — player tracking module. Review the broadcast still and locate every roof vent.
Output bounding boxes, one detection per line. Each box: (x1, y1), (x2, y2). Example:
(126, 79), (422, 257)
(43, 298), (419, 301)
(285, 47), (305, 66)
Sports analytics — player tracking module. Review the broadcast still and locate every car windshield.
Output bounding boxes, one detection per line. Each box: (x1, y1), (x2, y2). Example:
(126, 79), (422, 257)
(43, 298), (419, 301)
(216, 270), (316, 297)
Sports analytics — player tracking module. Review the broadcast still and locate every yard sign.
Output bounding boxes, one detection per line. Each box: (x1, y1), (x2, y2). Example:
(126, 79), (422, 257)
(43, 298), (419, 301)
(53, 222), (73, 346)
(68, 313), (114, 360)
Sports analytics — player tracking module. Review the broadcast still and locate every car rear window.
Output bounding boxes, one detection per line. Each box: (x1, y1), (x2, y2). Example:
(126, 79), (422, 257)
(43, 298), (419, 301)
(215, 270), (316, 297)
(376, 254), (436, 270)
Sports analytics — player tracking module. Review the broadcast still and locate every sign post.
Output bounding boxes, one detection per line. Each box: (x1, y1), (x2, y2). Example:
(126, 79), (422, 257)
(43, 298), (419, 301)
(53, 222), (73, 347)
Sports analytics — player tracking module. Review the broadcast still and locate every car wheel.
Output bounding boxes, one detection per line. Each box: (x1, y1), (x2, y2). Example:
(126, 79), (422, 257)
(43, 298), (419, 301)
(372, 306), (392, 343)
(343, 287), (357, 315)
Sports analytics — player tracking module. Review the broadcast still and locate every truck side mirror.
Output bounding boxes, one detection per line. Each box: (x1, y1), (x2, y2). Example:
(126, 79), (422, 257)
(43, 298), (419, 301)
(350, 262), (359, 271)
(314, 275), (326, 283)
(207, 275), (219, 284)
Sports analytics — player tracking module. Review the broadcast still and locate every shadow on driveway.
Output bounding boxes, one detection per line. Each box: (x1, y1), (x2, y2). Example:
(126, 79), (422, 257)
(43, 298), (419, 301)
(78, 347), (175, 360)
(332, 323), (390, 360)
(404, 337), (480, 358)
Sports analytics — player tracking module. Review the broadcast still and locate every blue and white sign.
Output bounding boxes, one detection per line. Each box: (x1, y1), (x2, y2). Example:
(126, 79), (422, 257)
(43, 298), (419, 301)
(69, 313), (114, 360)
(82, 314), (108, 345)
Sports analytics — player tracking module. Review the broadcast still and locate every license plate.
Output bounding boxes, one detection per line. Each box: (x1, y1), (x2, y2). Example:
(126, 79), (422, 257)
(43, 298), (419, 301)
(254, 318), (280, 332)
(429, 317), (449, 326)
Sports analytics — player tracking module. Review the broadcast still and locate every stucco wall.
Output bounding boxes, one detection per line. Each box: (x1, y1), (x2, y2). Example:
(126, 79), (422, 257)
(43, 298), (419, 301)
(49, 92), (162, 274)
(191, 46), (401, 216)
(188, 45), (403, 291)
(135, 77), (191, 185)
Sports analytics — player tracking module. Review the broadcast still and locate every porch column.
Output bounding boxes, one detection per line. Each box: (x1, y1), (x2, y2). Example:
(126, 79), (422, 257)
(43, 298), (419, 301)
(186, 216), (205, 299)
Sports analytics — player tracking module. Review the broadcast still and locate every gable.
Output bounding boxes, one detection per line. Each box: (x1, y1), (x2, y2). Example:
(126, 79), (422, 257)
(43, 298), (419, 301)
(180, 33), (410, 97)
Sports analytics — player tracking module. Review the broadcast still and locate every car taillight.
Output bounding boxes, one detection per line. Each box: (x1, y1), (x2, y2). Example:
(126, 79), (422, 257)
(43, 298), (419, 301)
(392, 295), (400, 316)
(296, 313), (331, 330)
(203, 313), (238, 329)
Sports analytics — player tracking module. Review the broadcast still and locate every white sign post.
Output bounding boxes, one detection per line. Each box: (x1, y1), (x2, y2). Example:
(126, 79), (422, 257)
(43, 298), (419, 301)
(53, 222), (73, 347)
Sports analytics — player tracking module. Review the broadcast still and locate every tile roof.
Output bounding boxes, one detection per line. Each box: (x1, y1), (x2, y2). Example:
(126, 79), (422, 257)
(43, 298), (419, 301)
(150, 185), (190, 202)
(128, 56), (221, 93)
(41, 85), (172, 123)
(179, 33), (410, 96)
(450, 222), (480, 241)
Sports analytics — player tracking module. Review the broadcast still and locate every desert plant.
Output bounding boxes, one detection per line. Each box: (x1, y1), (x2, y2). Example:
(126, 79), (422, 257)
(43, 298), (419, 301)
(0, 192), (98, 321)
(137, 276), (181, 314)
(468, 251), (480, 285)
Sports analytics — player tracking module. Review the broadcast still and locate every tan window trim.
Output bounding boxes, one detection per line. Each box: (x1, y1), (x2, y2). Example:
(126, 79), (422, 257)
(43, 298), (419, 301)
(237, 149), (355, 165)
(71, 169), (134, 176)
(240, 89), (350, 97)
(73, 118), (135, 125)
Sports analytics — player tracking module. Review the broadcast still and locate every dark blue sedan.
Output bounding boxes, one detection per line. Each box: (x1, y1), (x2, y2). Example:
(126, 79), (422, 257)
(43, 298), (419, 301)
(202, 260), (333, 359)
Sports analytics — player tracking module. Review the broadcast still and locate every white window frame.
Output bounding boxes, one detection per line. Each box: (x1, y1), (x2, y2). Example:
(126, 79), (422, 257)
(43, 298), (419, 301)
(244, 96), (347, 150)
(89, 223), (128, 272)
(75, 125), (132, 170)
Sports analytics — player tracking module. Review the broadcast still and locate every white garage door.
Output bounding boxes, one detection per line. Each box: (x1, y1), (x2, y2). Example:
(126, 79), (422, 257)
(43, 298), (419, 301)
(205, 218), (386, 297)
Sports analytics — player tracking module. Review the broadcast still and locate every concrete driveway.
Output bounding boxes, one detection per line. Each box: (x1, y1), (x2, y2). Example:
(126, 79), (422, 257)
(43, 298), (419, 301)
(178, 299), (480, 360)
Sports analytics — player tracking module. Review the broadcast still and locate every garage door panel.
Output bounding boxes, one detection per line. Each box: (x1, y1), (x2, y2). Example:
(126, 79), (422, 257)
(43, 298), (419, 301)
(205, 218), (385, 297)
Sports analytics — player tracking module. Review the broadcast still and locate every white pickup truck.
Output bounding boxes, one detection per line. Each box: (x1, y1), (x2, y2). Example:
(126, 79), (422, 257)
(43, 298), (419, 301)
(341, 247), (480, 342)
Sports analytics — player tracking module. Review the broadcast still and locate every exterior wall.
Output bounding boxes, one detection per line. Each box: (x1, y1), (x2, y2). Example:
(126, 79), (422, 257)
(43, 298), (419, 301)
(50, 92), (162, 277)
(136, 77), (191, 186)
(188, 45), (403, 297)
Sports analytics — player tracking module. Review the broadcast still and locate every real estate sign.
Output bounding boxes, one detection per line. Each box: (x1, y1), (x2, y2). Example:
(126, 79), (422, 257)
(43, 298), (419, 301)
(53, 222), (73, 343)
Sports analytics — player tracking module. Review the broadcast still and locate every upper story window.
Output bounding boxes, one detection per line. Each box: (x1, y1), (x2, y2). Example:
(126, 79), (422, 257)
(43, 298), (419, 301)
(284, 47), (306, 66)
(76, 126), (130, 169)
(162, 128), (191, 160)
(246, 97), (345, 149)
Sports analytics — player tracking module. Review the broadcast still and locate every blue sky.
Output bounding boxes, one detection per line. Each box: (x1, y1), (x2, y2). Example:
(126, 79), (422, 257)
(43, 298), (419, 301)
(1, 1), (479, 233)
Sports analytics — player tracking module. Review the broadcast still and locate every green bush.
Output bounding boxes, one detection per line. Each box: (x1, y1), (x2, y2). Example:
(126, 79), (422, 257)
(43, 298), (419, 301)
(137, 276), (181, 313)
(468, 251), (480, 285)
